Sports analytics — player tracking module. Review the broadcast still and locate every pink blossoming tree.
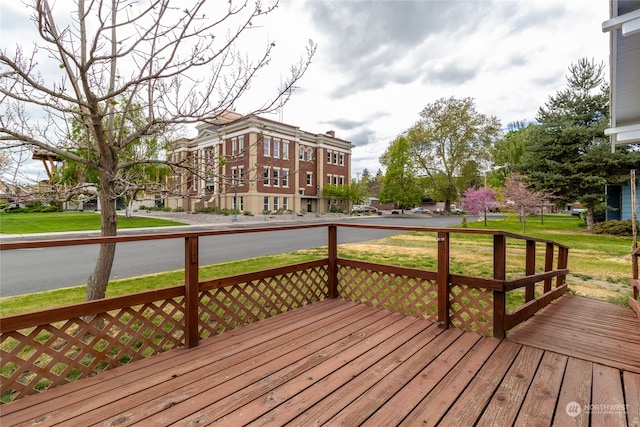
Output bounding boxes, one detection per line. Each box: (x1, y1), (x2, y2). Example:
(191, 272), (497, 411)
(461, 187), (499, 226)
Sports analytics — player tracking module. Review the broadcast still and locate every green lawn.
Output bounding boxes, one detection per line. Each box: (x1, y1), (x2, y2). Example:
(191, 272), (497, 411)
(0, 212), (186, 234)
(0, 213), (634, 316)
(0, 251), (324, 317)
(336, 214), (635, 307)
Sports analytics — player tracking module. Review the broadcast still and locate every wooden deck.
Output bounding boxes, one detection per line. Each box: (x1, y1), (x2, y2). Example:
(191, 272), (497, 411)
(2, 298), (640, 426)
(507, 295), (640, 374)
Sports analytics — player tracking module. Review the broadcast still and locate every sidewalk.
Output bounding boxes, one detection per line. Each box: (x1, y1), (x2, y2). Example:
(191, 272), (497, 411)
(0, 211), (362, 241)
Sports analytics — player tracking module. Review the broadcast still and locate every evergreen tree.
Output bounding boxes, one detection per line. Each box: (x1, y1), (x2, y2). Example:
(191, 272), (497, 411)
(521, 58), (639, 230)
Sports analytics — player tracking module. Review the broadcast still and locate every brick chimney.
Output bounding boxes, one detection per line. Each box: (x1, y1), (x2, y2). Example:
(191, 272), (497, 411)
(326, 130), (335, 137)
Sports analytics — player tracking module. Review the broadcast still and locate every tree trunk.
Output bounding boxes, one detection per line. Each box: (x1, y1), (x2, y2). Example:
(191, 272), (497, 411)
(125, 198), (133, 218)
(86, 180), (117, 301)
(586, 208), (595, 232)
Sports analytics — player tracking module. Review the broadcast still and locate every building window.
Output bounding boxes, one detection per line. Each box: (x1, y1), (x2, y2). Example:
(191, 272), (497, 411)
(339, 153), (344, 166)
(263, 167), (271, 186)
(283, 197), (289, 210)
(205, 147), (216, 165)
(282, 140), (289, 160)
(232, 167), (239, 186)
(327, 151), (332, 164)
(239, 196), (244, 211)
(273, 168), (280, 187)
(327, 175), (332, 184)
(306, 172), (313, 186)
(339, 176), (344, 185)
(232, 138), (238, 156)
(282, 169), (289, 187)
(333, 176), (338, 185)
(238, 135), (244, 154)
(263, 196), (269, 213)
(333, 152), (338, 164)
(273, 196), (279, 211)
(273, 139), (280, 158)
(306, 148), (313, 161)
(263, 136), (271, 157)
(299, 147), (304, 160)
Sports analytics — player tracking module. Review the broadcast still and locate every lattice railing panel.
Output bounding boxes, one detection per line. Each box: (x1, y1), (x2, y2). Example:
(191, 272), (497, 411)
(449, 284), (493, 335)
(0, 298), (185, 402)
(198, 265), (329, 338)
(338, 264), (439, 321)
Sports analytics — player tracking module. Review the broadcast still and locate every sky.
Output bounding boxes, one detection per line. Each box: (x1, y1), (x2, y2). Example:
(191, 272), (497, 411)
(1, 0), (611, 182)
(246, 0), (611, 179)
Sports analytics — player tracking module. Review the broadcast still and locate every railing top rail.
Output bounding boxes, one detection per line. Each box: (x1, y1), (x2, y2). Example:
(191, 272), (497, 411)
(334, 223), (570, 248)
(0, 222), (569, 250)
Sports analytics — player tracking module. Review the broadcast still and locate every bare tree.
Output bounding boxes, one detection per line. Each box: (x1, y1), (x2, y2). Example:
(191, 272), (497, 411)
(0, 0), (315, 300)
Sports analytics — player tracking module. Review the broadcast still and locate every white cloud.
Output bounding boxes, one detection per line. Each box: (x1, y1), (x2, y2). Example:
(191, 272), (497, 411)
(1, 0), (610, 183)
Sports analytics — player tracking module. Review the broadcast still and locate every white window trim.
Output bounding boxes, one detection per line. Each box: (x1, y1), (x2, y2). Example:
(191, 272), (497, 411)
(263, 136), (271, 157)
(263, 166), (271, 186)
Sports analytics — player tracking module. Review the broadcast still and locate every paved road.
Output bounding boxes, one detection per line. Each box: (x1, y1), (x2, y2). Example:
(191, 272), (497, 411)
(0, 215), (466, 297)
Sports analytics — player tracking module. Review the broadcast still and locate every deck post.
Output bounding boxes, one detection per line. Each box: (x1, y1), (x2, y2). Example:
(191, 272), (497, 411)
(493, 234), (507, 338)
(556, 246), (569, 289)
(184, 236), (200, 348)
(327, 224), (338, 299)
(437, 231), (450, 329)
(544, 242), (554, 293)
(525, 240), (536, 302)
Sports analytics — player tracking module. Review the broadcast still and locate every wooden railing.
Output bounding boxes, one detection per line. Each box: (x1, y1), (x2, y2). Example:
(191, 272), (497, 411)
(631, 246), (640, 319)
(0, 224), (569, 402)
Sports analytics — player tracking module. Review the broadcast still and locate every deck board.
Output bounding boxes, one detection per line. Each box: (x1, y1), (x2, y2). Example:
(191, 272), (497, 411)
(507, 295), (640, 373)
(2, 297), (639, 426)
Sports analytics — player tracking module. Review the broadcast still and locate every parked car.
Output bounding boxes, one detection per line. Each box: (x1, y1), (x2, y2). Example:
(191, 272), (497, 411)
(351, 205), (379, 214)
(411, 207), (431, 214)
(450, 204), (464, 214)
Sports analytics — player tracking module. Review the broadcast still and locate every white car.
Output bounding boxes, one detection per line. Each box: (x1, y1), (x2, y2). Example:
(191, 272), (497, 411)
(352, 205), (379, 214)
(411, 207), (431, 214)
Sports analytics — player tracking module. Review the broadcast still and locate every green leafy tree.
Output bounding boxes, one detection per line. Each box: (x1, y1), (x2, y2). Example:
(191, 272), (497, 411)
(378, 136), (422, 212)
(0, 0), (314, 301)
(323, 183), (366, 212)
(520, 58), (639, 230)
(55, 105), (171, 217)
(489, 121), (530, 187)
(406, 97), (501, 212)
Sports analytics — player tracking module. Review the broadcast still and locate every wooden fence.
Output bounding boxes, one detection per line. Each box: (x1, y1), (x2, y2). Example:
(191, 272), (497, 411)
(631, 245), (640, 319)
(0, 224), (569, 402)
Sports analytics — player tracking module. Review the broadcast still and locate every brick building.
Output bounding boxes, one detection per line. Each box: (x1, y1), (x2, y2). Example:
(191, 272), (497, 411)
(167, 112), (353, 214)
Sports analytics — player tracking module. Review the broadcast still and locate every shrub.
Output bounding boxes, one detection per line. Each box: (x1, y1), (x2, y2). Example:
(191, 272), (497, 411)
(592, 219), (636, 236)
(33, 205), (62, 213)
(195, 206), (216, 214)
